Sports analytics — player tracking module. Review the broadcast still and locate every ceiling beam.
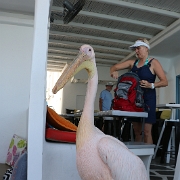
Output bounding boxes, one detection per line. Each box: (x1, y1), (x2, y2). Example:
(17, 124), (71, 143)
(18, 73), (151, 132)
(48, 47), (78, 53)
(47, 62), (65, 67)
(47, 59), (67, 64)
(53, 20), (153, 39)
(51, 6), (165, 30)
(49, 30), (134, 45)
(48, 54), (72, 60)
(48, 59), (66, 63)
(47, 68), (62, 72)
(48, 48), (125, 59)
(48, 39), (131, 53)
(122, 18), (180, 62)
(47, 66), (64, 71)
(48, 56), (120, 64)
(47, 62), (116, 71)
(90, 0), (180, 18)
(149, 18), (180, 44)
(48, 58), (69, 63)
(97, 59), (119, 64)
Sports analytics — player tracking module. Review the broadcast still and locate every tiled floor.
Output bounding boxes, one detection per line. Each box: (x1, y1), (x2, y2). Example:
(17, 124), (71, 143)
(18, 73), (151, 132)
(150, 157), (175, 180)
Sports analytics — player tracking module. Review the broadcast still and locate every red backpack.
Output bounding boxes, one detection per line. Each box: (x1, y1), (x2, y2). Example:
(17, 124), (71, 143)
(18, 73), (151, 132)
(112, 72), (144, 112)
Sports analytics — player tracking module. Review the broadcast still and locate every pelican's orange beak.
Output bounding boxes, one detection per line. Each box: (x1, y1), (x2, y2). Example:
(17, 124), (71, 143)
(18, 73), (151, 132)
(52, 50), (94, 94)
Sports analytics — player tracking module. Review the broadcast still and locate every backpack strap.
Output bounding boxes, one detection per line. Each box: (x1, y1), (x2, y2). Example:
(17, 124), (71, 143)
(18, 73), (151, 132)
(147, 58), (154, 67)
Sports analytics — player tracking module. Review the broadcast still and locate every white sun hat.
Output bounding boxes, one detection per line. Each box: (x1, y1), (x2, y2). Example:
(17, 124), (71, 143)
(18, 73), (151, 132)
(129, 40), (150, 50)
(106, 82), (114, 86)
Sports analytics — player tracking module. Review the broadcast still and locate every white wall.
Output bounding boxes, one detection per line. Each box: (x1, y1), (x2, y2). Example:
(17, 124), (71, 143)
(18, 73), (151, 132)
(0, 12), (34, 163)
(155, 56), (176, 104)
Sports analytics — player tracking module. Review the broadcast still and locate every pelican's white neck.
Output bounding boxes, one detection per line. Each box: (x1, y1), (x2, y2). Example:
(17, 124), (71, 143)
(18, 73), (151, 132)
(76, 55), (98, 148)
(80, 64), (98, 125)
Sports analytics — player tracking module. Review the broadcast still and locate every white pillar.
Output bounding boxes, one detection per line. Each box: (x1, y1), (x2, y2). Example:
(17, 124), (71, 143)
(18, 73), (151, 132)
(28, 0), (50, 179)
(174, 144), (180, 180)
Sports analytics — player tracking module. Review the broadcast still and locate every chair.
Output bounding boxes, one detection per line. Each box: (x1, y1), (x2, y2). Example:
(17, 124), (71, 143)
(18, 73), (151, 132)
(152, 109), (178, 163)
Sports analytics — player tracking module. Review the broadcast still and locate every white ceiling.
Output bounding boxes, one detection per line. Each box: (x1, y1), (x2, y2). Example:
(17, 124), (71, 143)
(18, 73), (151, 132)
(0, 0), (35, 15)
(48, 0), (180, 72)
(1, 0), (180, 72)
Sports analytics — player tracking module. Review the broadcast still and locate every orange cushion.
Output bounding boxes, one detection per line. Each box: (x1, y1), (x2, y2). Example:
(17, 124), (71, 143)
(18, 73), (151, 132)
(46, 107), (77, 132)
(46, 128), (76, 143)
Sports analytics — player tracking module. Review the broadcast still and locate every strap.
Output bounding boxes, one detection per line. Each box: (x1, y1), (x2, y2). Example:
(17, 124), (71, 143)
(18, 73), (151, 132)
(147, 58), (154, 66)
(133, 59), (138, 66)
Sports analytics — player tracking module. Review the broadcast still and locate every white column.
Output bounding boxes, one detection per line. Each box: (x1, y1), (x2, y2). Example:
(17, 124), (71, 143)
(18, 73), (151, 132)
(28, 0), (50, 179)
(174, 144), (180, 180)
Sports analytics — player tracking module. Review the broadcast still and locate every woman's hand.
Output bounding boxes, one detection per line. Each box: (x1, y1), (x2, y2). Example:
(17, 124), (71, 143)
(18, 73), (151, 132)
(140, 80), (151, 88)
(111, 71), (119, 79)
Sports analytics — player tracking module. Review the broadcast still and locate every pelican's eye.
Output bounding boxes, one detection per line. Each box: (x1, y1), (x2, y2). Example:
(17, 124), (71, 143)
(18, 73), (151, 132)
(89, 49), (91, 51)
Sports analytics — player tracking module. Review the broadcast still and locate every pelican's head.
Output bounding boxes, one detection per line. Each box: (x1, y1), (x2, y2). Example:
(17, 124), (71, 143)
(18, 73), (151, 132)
(52, 44), (96, 94)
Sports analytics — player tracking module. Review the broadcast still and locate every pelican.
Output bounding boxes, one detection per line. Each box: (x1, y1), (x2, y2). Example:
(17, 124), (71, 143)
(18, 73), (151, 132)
(52, 45), (148, 180)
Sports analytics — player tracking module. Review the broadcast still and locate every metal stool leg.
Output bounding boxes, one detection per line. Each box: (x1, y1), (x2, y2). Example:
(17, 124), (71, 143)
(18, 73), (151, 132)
(153, 120), (166, 159)
(166, 126), (176, 163)
(166, 131), (172, 163)
(171, 126), (176, 158)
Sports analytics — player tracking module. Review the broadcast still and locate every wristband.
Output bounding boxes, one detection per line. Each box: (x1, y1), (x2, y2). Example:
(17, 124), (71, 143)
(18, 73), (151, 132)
(151, 83), (155, 89)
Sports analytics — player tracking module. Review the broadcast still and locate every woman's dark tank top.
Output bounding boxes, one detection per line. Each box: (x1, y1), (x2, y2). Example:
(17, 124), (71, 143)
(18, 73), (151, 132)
(130, 58), (156, 123)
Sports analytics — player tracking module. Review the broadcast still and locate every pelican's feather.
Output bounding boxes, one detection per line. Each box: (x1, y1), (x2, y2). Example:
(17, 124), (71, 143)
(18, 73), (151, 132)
(97, 137), (148, 180)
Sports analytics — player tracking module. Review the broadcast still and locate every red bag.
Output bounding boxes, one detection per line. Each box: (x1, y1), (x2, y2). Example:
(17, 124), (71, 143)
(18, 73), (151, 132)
(112, 72), (144, 112)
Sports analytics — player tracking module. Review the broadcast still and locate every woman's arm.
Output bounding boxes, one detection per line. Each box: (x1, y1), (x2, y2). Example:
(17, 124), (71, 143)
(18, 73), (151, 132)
(110, 60), (134, 79)
(152, 59), (168, 88)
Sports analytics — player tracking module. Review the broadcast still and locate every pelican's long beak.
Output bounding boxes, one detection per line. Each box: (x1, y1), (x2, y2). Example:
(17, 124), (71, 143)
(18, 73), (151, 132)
(52, 51), (95, 94)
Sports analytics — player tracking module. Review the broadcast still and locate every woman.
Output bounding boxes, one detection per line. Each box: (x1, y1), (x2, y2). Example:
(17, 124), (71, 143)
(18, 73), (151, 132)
(110, 38), (168, 144)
